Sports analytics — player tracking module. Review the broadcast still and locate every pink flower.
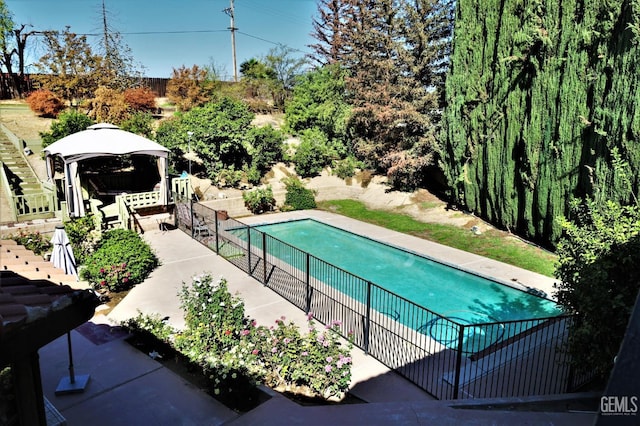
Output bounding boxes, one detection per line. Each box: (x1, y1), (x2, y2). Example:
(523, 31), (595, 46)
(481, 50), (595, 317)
(252, 349), (259, 355)
(99, 280), (106, 286)
(326, 356), (333, 363)
(324, 365), (332, 373)
(332, 320), (342, 327)
(241, 329), (250, 336)
(301, 351), (308, 356)
(284, 338), (291, 344)
(271, 347), (278, 353)
(100, 268), (105, 274)
(307, 312), (314, 320)
(122, 277), (129, 283)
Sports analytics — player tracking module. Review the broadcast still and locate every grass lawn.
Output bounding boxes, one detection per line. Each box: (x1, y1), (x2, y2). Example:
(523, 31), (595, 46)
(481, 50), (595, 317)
(317, 199), (557, 277)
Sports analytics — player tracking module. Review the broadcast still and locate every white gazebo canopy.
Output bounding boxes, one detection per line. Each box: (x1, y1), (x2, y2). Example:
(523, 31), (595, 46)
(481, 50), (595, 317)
(44, 123), (170, 217)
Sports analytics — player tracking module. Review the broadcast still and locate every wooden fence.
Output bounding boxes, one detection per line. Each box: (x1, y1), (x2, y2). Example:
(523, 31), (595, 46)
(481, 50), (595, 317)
(0, 74), (169, 99)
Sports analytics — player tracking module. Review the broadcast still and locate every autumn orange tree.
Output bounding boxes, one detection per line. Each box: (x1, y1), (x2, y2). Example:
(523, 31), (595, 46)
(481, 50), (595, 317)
(34, 27), (104, 106)
(166, 65), (216, 111)
(310, 0), (454, 190)
(86, 86), (129, 124)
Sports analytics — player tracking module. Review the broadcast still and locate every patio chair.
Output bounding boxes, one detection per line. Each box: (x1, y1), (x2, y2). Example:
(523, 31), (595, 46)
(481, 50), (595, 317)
(175, 203), (210, 236)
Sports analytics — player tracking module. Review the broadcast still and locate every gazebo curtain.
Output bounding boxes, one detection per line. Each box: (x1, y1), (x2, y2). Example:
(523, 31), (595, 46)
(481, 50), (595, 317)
(65, 161), (85, 217)
(156, 157), (168, 205)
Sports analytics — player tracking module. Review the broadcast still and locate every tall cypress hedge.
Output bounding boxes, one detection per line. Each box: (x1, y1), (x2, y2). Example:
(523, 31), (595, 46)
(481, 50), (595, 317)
(442, 0), (640, 247)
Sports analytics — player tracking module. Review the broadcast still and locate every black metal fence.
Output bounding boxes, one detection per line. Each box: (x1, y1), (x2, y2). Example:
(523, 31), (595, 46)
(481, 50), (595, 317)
(175, 198), (592, 400)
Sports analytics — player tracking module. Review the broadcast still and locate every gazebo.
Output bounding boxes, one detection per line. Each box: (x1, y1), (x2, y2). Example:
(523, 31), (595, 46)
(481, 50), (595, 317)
(44, 123), (170, 221)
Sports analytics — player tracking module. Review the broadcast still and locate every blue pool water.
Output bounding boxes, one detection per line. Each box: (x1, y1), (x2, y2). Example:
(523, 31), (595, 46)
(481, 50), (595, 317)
(241, 219), (563, 352)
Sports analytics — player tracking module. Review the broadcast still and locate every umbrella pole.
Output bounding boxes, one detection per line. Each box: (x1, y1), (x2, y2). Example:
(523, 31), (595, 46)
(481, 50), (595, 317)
(55, 332), (90, 395)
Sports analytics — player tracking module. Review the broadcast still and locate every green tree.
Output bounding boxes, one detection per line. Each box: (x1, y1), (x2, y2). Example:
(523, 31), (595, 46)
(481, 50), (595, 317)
(284, 64), (350, 142)
(40, 110), (94, 148)
(264, 45), (308, 109)
(320, 0), (451, 189)
(442, 0), (640, 247)
(34, 27), (103, 105)
(239, 58), (275, 100)
(121, 111), (154, 138)
(155, 98), (254, 181)
(554, 199), (640, 381)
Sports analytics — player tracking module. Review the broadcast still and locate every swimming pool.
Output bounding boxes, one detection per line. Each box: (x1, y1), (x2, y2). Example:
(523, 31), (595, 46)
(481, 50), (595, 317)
(236, 219), (562, 352)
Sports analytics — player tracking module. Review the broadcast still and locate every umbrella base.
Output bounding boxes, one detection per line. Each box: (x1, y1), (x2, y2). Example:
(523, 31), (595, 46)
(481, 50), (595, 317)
(55, 374), (90, 395)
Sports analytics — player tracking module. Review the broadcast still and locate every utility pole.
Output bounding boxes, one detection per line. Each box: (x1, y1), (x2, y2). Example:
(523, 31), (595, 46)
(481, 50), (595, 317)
(101, 0), (111, 70)
(223, 0), (238, 82)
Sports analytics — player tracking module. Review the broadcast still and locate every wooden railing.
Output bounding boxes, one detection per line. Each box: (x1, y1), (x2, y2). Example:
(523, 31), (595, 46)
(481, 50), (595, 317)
(171, 177), (192, 201)
(0, 161), (57, 223)
(0, 161), (17, 221)
(13, 192), (57, 220)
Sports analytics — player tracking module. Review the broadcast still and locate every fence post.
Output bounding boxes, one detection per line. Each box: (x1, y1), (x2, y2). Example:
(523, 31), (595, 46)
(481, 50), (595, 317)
(189, 198), (194, 239)
(262, 232), (267, 285)
(452, 324), (465, 399)
(305, 252), (311, 313)
(364, 281), (371, 355)
(246, 226), (252, 275)
(214, 210), (220, 254)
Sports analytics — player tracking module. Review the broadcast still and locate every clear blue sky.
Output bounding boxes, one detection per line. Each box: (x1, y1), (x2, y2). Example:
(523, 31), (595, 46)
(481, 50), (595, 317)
(7, 0), (318, 79)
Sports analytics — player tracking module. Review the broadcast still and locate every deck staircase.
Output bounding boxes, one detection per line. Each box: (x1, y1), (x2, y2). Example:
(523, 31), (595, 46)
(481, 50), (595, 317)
(0, 134), (41, 197)
(0, 128), (57, 223)
(0, 239), (83, 287)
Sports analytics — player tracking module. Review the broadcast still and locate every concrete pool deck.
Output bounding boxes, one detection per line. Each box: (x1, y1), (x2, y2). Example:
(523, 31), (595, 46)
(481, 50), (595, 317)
(37, 210), (594, 425)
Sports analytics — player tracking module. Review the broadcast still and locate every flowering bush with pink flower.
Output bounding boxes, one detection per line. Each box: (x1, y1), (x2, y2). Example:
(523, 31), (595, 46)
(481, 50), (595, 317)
(124, 272), (354, 405)
(249, 314), (353, 399)
(81, 229), (158, 292)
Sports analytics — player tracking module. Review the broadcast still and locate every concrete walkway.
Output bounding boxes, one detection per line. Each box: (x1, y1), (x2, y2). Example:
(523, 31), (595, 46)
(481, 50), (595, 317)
(38, 211), (594, 425)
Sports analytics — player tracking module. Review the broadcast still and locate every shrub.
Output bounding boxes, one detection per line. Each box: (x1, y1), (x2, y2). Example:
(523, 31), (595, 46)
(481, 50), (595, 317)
(26, 89), (65, 118)
(251, 315), (353, 399)
(9, 230), (52, 255)
(81, 229), (158, 292)
(293, 128), (336, 177)
(123, 311), (176, 344)
(282, 177), (316, 211)
(124, 273), (354, 403)
(243, 186), (275, 214)
(216, 166), (244, 188)
(333, 156), (362, 180)
(124, 87), (156, 112)
(247, 125), (285, 174)
(554, 199), (640, 381)
(120, 111), (154, 138)
(64, 215), (99, 264)
(176, 274), (247, 356)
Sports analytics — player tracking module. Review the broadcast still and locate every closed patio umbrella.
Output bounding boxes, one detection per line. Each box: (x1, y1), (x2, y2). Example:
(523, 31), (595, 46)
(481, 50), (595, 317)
(50, 224), (90, 393)
(50, 224), (78, 278)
